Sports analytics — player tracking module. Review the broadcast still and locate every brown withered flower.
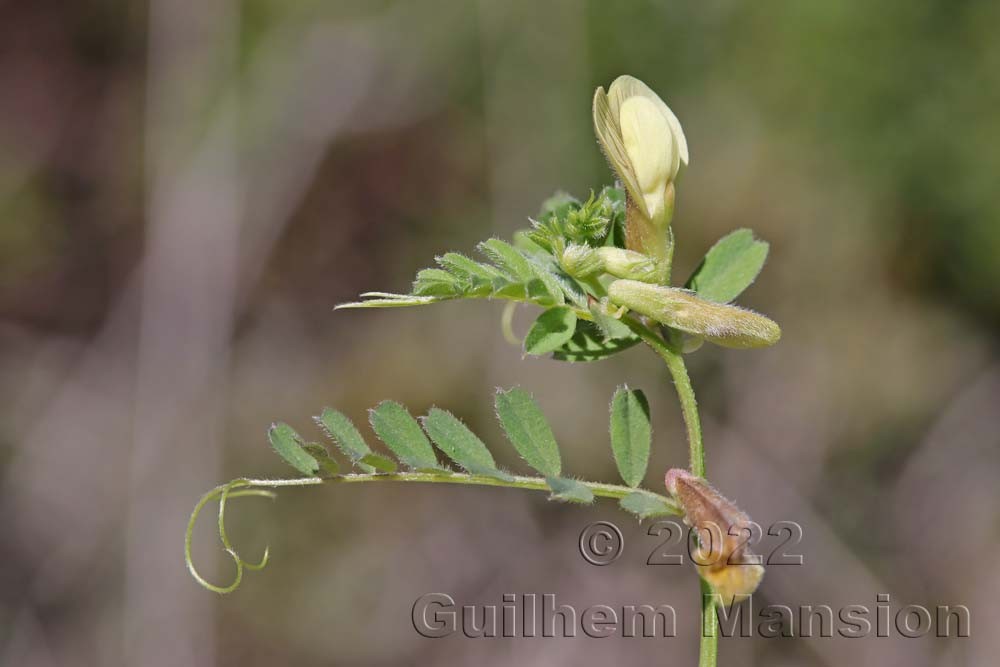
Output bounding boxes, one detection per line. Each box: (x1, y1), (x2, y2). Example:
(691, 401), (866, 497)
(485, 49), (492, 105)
(666, 468), (765, 606)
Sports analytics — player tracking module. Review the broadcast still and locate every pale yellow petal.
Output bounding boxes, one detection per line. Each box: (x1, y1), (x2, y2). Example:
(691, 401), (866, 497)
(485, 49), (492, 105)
(607, 74), (689, 173)
(619, 96), (674, 221)
(592, 85), (647, 218)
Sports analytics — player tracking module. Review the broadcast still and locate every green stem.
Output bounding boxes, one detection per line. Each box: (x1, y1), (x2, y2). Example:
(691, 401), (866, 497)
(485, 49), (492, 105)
(699, 579), (719, 666)
(624, 319), (705, 477)
(246, 471), (678, 508)
(625, 317), (716, 667)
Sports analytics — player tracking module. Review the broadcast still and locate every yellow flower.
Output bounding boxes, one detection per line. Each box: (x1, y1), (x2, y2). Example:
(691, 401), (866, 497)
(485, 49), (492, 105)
(593, 75), (689, 228)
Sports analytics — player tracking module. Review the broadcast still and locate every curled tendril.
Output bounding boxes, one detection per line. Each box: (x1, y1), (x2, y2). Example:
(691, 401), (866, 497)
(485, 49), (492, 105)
(185, 478), (276, 594)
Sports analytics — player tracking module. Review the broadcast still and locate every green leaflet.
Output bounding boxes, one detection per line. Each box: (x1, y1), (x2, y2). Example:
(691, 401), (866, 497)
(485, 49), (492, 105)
(301, 443), (340, 476)
(546, 269), (590, 310)
(493, 280), (528, 300)
(551, 321), (640, 362)
(589, 298), (634, 340)
(357, 453), (399, 472)
(609, 387), (651, 488)
(526, 269), (566, 306)
(412, 268), (463, 297)
(268, 422), (319, 476)
(479, 239), (565, 305)
(340, 241), (573, 310)
(478, 238), (535, 282)
(334, 293), (446, 309)
(435, 252), (505, 282)
(687, 228), (769, 303)
(546, 477), (595, 504)
(525, 278), (560, 306)
(524, 307), (578, 355)
(435, 252), (501, 296)
(422, 408), (512, 481)
(495, 388), (561, 478)
(620, 491), (679, 519)
(525, 253), (578, 307)
(370, 401), (443, 471)
(315, 408), (397, 473)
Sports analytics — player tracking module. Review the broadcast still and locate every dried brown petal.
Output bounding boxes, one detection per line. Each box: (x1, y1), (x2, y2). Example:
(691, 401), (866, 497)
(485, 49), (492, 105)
(665, 468), (765, 606)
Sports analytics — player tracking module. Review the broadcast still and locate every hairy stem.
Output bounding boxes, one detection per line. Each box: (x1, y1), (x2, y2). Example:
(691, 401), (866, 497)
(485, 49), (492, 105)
(247, 471), (679, 507)
(625, 317), (716, 667)
(699, 578), (719, 665)
(624, 320), (705, 477)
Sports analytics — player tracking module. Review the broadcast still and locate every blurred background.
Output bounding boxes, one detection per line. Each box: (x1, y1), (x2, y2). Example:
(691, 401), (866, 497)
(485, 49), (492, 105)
(1, 1), (997, 665)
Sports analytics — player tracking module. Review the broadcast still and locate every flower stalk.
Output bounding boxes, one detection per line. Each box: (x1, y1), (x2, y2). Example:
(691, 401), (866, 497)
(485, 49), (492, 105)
(187, 73), (783, 667)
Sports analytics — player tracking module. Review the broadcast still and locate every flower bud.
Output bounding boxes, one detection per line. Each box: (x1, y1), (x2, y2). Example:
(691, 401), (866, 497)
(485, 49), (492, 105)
(595, 247), (665, 283)
(607, 280), (781, 349)
(593, 76), (688, 223)
(559, 244), (604, 278)
(560, 245), (667, 284)
(666, 468), (764, 606)
(593, 76), (688, 261)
